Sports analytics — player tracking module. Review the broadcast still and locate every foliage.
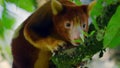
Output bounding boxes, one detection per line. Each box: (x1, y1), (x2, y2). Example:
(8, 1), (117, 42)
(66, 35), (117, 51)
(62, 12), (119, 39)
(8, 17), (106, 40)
(0, 0), (4, 6)
(70, 0), (81, 5)
(0, 2), (15, 63)
(0, 0), (36, 64)
(90, 0), (120, 49)
(104, 6), (120, 48)
(6, 0), (36, 12)
(51, 30), (103, 68)
(0, 20), (4, 38)
(2, 8), (15, 29)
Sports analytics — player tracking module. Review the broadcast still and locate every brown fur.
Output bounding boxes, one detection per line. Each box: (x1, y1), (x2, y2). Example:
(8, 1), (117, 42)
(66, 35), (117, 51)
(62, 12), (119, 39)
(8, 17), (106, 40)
(11, 0), (91, 68)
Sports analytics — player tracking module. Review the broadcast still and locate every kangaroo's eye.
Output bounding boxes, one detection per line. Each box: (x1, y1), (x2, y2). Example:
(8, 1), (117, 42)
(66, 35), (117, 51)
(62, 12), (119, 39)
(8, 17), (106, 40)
(82, 23), (86, 28)
(65, 21), (72, 28)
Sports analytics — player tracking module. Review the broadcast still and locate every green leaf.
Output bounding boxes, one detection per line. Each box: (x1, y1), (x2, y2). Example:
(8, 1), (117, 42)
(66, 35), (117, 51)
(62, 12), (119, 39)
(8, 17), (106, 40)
(104, 6), (120, 48)
(6, 0), (36, 12)
(70, 0), (81, 5)
(0, 0), (4, 6)
(90, 0), (104, 30)
(1, 9), (15, 29)
(105, 0), (118, 5)
(74, 0), (81, 5)
(0, 20), (4, 38)
(74, 39), (82, 43)
(96, 29), (105, 41)
(89, 30), (95, 37)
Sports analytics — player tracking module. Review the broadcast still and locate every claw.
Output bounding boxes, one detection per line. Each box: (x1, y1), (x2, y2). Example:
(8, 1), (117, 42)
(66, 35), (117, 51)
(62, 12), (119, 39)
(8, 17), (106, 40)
(58, 45), (66, 51)
(52, 52), (56, 56)
(54, 47), (59, 51)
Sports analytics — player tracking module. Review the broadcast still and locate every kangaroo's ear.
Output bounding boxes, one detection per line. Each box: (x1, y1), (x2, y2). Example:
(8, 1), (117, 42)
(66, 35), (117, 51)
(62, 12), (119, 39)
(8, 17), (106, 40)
(51, 0), (63, 15)
(80, 0), (96, 15)
(80, 5), (88, 14)
(88, 0), (96, 14)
